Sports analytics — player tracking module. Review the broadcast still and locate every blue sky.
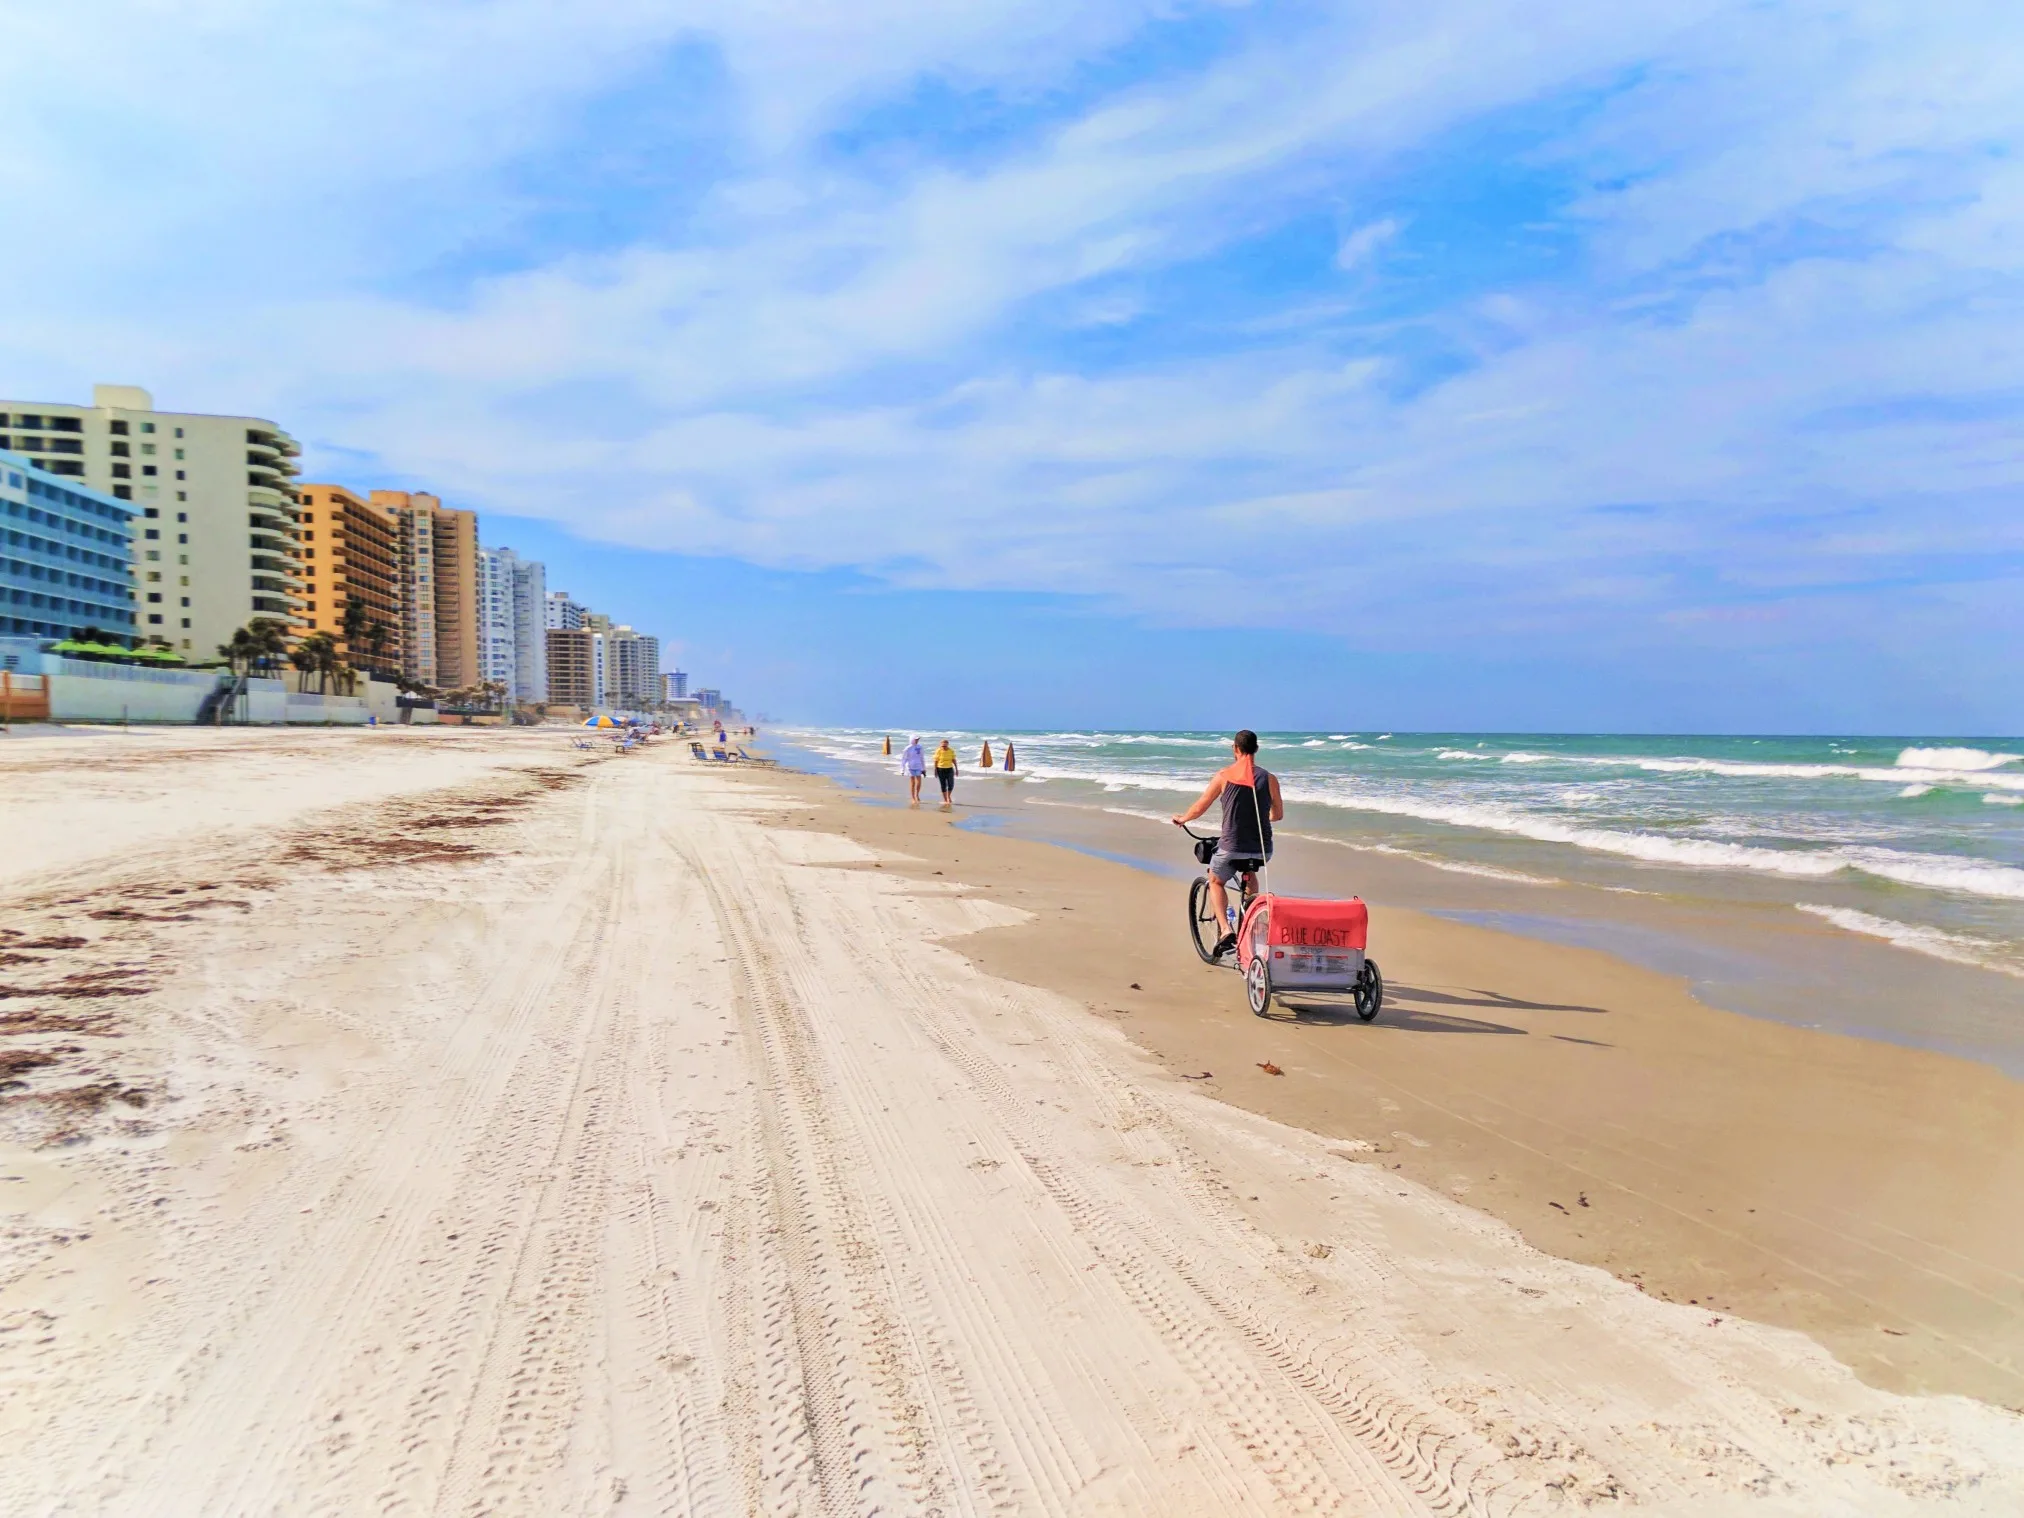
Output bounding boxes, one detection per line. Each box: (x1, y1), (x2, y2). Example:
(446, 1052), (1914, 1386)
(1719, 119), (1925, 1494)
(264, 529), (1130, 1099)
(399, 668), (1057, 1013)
(3, 1), (2021, 731)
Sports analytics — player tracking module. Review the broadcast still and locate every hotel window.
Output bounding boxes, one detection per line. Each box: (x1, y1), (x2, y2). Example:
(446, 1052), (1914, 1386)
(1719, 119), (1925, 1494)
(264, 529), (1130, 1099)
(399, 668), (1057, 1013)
(174, 428), (183, 438)
(142, 466), (157, 477)
(140, 443), (156, 456)
(140, 422), (155, 434)
(175, 471), (185, 480)
(180, 598), (189, 608)
(110, 421), (128, 436)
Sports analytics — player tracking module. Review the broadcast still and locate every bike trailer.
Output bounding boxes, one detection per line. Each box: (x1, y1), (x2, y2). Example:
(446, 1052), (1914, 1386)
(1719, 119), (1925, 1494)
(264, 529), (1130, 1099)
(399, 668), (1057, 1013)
(1236, 894), (1382, 1020)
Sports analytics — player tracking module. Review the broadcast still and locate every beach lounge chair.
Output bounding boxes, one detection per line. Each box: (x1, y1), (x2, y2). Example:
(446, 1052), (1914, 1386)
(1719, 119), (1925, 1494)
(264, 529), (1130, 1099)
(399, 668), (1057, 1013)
(690, 741), (728, 763)
(734, 746), (778, 767)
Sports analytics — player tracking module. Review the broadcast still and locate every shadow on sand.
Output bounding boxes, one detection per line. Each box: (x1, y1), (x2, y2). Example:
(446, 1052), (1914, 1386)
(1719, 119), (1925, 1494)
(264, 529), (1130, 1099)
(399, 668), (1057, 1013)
(1261, 986), (1527, 1036)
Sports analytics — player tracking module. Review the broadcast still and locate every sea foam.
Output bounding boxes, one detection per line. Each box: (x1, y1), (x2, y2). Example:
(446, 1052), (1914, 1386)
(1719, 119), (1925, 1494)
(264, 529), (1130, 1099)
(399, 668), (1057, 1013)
(1797, 904), (2022, 978)
(1896, 747), (2021, 772)
(1283, 780), (2024, 901)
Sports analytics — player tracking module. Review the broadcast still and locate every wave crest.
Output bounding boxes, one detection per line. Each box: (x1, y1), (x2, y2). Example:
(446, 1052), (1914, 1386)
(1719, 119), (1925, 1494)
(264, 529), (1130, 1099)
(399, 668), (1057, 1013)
(1896, 747), (2020, 772)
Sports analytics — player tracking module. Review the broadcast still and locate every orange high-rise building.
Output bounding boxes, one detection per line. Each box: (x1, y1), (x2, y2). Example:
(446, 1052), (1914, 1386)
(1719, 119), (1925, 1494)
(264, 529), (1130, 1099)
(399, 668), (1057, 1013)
(295, 484), (404, 677)
(369, 490), (479, 691)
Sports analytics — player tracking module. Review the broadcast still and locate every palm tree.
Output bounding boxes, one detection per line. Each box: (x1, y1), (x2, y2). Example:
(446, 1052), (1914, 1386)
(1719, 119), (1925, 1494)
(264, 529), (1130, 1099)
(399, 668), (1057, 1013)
(219, 626), (260, 678)
(340, 596), (368, 665)
(247, 617), (291, 675)
(288, 640), (318, 692)
(291, 631), (339, 693)
(366, 620), (390, 679)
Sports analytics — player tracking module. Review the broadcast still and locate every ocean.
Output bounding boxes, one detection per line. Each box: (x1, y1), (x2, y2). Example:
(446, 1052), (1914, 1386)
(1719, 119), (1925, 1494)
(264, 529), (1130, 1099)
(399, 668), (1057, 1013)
(782, 729), (2024, 1065)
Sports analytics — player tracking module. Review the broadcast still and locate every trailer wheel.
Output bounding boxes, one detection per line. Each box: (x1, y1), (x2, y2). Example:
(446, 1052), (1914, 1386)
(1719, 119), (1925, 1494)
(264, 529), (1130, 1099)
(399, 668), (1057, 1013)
(1245, 957), (1272, 1017)
(1354, 958), (1383, 1021)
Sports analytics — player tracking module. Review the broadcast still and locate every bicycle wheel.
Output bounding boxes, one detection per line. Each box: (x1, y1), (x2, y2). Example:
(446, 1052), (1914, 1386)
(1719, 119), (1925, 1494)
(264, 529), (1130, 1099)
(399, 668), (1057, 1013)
(1188, 876), (1225, 963)
(1354, 958), (1383, 1022)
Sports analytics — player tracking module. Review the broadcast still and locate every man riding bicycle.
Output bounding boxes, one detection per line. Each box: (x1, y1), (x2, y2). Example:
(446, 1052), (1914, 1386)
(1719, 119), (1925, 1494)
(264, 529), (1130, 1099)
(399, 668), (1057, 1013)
(1172, 730), (1284, 960)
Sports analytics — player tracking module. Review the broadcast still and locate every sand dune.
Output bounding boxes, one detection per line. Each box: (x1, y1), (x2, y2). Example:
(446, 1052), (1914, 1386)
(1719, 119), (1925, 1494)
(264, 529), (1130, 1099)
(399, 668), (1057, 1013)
(1, 732), (2019, 1513)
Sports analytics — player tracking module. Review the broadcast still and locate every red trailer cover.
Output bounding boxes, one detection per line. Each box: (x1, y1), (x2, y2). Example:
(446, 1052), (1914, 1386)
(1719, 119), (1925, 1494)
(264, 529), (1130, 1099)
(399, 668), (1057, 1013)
(1262, 896), (1367, 953)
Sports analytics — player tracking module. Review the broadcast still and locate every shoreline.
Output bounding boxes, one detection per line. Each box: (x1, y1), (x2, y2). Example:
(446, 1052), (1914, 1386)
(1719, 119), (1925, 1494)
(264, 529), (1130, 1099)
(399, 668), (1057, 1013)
(755, 747), (2024, 1409)
(781, 733), (2024, 1078)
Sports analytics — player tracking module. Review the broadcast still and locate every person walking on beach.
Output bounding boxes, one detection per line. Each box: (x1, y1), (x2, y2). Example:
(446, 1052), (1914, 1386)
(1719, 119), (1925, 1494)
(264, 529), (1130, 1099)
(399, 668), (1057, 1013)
(901, 736), (927, 806)
(932, 738), (959, 810)
(1171, 729), (1283, 959)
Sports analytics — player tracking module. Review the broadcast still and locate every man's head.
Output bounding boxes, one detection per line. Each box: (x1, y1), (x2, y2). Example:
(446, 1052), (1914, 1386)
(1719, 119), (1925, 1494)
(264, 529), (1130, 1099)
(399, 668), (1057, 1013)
(1233, 729), (1258, 756)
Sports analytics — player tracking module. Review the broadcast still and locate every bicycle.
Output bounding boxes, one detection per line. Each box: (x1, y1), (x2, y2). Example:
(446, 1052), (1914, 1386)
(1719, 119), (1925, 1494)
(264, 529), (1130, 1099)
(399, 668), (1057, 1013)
(1178, 821), (1384, 1021)
(1178, 822), (1261, 964)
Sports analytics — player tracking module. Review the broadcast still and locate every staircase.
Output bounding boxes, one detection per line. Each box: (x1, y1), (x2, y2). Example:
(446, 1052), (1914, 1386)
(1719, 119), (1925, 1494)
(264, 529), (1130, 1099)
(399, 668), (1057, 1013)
(196, 672), (246, 725)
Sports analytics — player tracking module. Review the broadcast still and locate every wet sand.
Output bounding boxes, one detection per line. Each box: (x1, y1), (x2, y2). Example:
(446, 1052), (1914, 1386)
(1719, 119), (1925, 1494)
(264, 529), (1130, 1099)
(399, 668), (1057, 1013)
(762, 762), (2024, 1409)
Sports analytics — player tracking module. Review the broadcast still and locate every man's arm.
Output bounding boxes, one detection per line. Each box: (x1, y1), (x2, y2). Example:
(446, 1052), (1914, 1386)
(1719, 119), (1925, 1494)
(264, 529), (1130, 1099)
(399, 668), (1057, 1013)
(1172, 776), (1225, 825)
(1268, 773), (1285, 822)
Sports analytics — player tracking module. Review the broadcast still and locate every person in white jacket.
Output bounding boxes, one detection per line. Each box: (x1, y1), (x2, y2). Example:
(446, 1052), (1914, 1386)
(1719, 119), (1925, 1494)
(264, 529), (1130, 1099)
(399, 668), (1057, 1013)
(900, 736), (927, 806)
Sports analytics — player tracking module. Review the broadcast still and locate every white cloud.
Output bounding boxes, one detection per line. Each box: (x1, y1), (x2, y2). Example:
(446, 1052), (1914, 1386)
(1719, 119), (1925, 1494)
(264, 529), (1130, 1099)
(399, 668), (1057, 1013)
(3, 0), (2023, 712)
(1335, 217), (1401, 271)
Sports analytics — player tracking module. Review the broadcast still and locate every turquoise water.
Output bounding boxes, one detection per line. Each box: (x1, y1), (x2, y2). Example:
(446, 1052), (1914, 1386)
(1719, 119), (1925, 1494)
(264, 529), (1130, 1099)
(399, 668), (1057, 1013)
(789, 729), (2024, 983)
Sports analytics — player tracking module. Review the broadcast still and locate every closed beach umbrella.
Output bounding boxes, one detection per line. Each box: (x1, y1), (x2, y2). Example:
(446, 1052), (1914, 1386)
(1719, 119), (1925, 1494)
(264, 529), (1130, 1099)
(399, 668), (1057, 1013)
(980, 740), (994, 768)
(1004, 741), (1015, 773)
(883, 734), (891, 756)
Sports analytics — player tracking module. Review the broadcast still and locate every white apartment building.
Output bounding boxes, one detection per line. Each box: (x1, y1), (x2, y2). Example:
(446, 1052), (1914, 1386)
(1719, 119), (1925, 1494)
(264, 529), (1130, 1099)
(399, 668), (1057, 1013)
(476, 546), (549, 704)
(606, 625), (660, 709)
(476, 548), (517, 695)
(509, 554), (547, 704)
(663, 670), (688, 702)
(543, 590), (586, 630)
(0, 385), (301, 654)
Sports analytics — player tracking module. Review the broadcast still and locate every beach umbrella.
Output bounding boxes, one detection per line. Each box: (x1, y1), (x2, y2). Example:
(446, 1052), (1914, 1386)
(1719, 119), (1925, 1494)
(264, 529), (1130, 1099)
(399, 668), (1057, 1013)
(980, 740), (994, 768)
(1004, 741), (1016, 773)
(584, 714), (618, 728)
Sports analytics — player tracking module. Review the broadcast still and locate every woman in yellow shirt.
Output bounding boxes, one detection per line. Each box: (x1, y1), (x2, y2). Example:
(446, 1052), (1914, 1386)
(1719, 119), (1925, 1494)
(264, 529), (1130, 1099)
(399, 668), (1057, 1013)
(931, 739), (959, 809)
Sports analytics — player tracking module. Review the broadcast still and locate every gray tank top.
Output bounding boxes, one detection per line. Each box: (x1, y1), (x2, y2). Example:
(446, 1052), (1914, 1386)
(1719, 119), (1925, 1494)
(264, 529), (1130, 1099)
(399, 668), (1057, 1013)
(1218, 769), (1273, 857)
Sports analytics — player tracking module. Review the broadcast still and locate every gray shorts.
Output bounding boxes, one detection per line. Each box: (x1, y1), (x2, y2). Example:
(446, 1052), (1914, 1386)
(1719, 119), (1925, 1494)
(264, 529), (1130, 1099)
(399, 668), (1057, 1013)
(1210, 848), (1268, 885)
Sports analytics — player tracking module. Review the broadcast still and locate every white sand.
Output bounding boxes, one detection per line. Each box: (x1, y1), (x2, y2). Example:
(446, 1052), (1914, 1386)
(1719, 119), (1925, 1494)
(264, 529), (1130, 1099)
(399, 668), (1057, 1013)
(1, 735), (2019, 1514)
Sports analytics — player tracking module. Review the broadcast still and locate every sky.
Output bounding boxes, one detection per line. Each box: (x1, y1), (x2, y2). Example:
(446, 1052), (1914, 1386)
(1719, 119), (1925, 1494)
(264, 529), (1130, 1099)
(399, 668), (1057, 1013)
(3, 1), (2022, 733)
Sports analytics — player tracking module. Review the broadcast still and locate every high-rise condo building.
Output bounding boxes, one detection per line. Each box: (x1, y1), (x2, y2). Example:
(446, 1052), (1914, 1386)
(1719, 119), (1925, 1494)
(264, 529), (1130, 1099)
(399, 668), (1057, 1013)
(476, 546), (549, 703)
(0, 386), (300, 653)
(663, 670), (688, 702)
(294, 484), (404, 677)
(508, 553), (547, 703)
(369, 491), (478, 691)
(543, 590), (586, 630)
(476, 548), (516, 696)
(0, 449), (137, 642)
(544, 626), (595, 708)
(606, 625), (660, 708)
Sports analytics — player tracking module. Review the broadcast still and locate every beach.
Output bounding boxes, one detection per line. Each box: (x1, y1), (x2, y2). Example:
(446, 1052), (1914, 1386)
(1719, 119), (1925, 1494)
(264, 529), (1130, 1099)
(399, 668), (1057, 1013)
(2, 726), (2021, 1513)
